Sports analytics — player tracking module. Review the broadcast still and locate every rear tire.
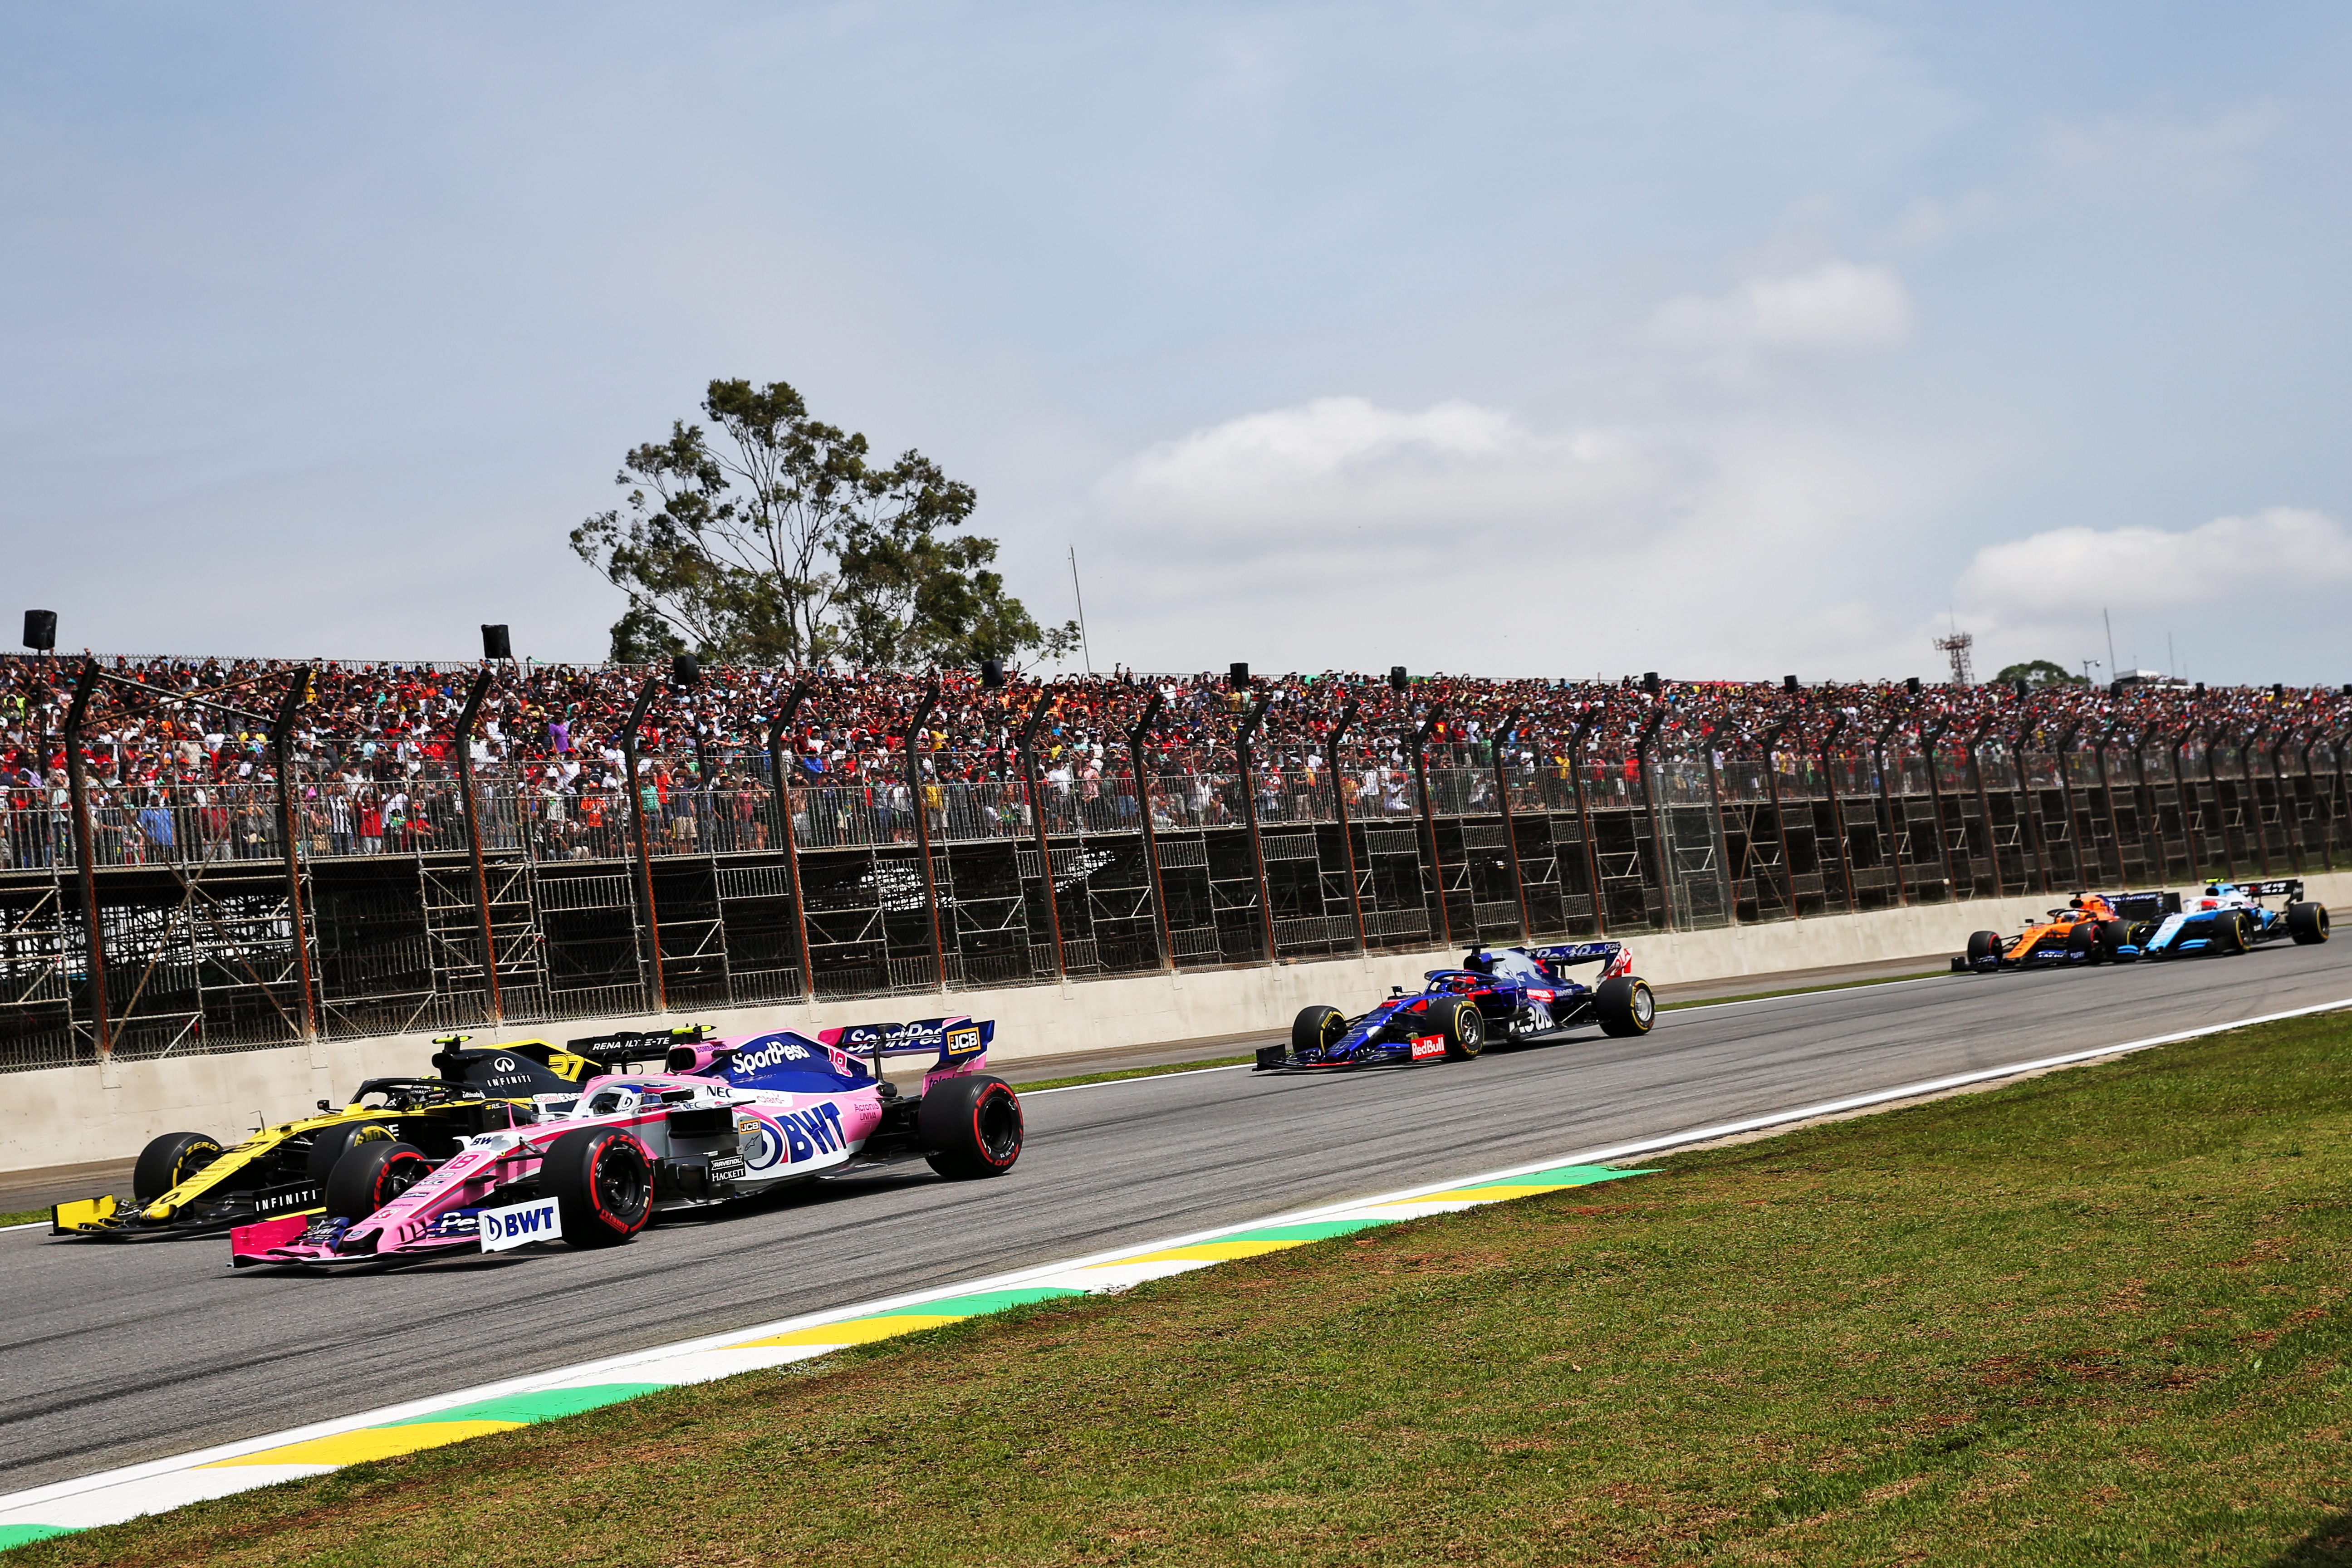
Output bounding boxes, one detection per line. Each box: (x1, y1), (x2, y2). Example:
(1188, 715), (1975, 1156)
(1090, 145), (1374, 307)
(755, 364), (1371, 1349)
(1596, 977), (1656, 1038)
(306, 1119), (396, 1184)
(1291, 1005), (1347, 1058)
(132, 1132), (223, 1203)
(543, 1127), (654, 1247)
(1965, 930), (2003, 968)
(325, 1140), (431, 1220)
(920, 1075), (1024, 1179)
(1426, 996), (1486, 1060)
(2288, 902), (2330, 945)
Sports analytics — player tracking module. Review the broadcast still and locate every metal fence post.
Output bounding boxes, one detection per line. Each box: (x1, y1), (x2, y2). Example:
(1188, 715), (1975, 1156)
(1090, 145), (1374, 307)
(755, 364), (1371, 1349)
(2047, 722), (2082, 890)
(1967, 717), (2005, 898)
(453, 667), (502, 1024)
(1411, 702), (1450, 948)
(267, 668), (320, 1042)
(1816, 712), (1858, 912)
(2200, 727), (2238, 881)
(1700, 726), (1738, 924)
(1568, 714), (1607, 936)
(1126, 693), (1175, 972)
(1920, 720), (1959, 895)
(1760, 718), (1799, 918)
(1236, 692), (1278, 964)
(2333, 726), (2351, 869)
(2006, 718), (2053, 897)
(2092, 720), (2127, 885)
(1872, 715), (1908, 907)
(1636, 710), (1676, 930)
(1016, 696), (1065, 981)
(901, 678), (948, 990)
(62, 659), (109, 1059)
(618, 676), (666, 1012)
(1492, 706), (1534, 939)
(1328, 700), (1367, 953)
(765, 680), (816, 1000)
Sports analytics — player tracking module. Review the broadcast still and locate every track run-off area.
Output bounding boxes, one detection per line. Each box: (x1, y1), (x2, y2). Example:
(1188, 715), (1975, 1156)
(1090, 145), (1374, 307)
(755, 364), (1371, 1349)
(5, 939), (2350, 1497)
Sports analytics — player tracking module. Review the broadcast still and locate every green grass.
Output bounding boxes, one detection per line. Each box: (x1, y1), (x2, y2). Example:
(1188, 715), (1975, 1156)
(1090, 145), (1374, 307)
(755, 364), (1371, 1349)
(30, 1007), (2352, 1567)
(0, 1210), (42, 1229)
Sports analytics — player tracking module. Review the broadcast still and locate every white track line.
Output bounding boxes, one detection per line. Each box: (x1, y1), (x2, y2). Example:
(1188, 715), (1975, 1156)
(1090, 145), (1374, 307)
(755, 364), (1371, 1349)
(4, 991), (2345, 1536)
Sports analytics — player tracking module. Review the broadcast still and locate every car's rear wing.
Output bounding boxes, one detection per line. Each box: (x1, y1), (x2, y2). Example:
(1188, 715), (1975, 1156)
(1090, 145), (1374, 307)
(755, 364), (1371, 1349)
(1526, 942), (1626, 968)
(819, 1018), (994, 1071)
(2238, 879), (2303, 901)
(426, 1027), (711, 1096)
(2102, 889), (2182, 921)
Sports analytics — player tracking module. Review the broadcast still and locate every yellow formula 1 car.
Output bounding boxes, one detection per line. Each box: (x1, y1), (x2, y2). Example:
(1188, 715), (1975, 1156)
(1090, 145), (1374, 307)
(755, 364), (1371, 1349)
(50, 1027), (706, 1238)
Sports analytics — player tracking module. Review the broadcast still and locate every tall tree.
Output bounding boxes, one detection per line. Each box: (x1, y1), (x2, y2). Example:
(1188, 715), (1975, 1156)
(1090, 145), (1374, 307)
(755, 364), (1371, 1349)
(571, 378), (1077, 666)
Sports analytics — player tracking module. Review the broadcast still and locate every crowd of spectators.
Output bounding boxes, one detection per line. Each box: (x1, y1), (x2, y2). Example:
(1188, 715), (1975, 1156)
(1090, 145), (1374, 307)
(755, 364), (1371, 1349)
(3, 653), (2347, 870)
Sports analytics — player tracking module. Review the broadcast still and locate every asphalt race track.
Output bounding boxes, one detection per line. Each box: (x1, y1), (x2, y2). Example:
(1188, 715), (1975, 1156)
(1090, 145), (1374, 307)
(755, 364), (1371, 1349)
(5, 940), (2351, 1491)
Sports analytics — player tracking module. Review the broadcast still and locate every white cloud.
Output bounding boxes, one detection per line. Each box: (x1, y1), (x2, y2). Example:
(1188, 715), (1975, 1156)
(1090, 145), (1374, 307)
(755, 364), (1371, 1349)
(1957, 507), (2352, 617)
(2044, 105), (2281, 198)
(1650, 261), (1914, 357)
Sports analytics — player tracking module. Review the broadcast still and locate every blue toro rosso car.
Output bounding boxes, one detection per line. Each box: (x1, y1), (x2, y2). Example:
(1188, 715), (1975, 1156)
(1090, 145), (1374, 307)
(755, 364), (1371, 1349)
(1254, 942), (1656, 1073)
(2140, 878), (2330, 960)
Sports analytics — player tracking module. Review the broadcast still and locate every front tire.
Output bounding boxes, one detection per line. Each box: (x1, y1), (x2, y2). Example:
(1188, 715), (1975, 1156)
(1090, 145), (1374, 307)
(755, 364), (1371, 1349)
(2288, 902), (2330, 945)
(2097, 919), (2129, 961)
(920, 1075), (1024, 1178)
(1595, 976), (1656, 1037)
(132, 1132), (223, 1203)
(306, 1119), (396, 1184)
(1426, 996), (1486, 1060)
(2066, 922), (2101, 962)
(2217, 911), (2252, 955)
(543, 1127), (654, 1247)
(1965, 930), (2003, 968)
(1292, 1005), (1347, 1059)
(325, 1140), (431, 1220)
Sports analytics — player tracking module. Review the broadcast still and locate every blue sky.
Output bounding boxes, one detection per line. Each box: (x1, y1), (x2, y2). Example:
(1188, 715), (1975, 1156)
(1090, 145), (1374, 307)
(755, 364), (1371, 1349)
(5, 2), (2349, 683)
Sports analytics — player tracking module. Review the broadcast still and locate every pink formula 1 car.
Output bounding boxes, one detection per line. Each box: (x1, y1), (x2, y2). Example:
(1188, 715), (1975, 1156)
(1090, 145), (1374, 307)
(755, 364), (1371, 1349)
(230, 1017), (1021, 1268)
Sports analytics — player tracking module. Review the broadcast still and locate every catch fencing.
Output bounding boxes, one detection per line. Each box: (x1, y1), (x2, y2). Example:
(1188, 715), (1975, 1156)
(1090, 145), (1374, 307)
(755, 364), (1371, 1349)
(2, 727), (2346, 1073)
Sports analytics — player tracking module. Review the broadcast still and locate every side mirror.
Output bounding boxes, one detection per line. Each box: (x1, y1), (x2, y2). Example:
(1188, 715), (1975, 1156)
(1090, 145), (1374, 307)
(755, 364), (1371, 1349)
(316, 1100), (333, 1113)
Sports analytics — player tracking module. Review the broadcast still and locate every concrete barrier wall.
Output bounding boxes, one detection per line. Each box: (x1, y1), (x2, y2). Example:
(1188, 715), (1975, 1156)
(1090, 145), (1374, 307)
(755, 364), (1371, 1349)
(10, 872), (2347, 1176)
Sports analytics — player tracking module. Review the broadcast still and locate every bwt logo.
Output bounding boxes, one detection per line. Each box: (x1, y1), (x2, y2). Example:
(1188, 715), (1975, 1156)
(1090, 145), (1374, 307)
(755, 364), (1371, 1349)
(776, 1103), (846, 1163)
(490, 1206), (554, 1240)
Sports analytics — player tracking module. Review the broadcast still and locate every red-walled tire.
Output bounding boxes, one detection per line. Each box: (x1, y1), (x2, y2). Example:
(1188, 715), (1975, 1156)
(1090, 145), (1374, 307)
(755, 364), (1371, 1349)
(543, 1127), (653, 1247)
(325, 1140), (431, 1220)
(919, 1076), (1024, 1180)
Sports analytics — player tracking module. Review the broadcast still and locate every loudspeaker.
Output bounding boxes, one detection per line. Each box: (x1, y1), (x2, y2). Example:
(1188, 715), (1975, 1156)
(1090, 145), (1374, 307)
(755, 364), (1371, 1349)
(1229, 662), (1250, 689)
(2274, 683), (2285, 699)
(1389, 666), (1409, 692)
(480, 623), (512, 661)
(1783, 675), (1798, 692)
(980, 658), (1005, 688)
(671, 653), (701, 690)
(2109, 680), (2124, 697)
(2195, 682), (2205, 696)
(22, 610), (56, 652)
(1905, 676), (1921, 695)
(2014, 679), (2029, 698)
(1642, 671), (1660, 695)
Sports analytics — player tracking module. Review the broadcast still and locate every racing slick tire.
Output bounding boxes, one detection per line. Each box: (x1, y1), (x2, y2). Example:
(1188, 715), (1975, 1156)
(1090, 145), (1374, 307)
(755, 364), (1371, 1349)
(306, 1119), (397, 1184)
(1426, 996), (1486, 1061)
(1965, 930), (2003, 969)
(325, 1140), (432, 1221)
(2288, 902), (2331, 946)
(132, 1132), (224, 1203)
(544, 1127), (654, 1247)
(1292, 1005), (1348, 1058)
(1595, 977), (1657, 1038)
(920, 1074), (1024, 1180)
(2066, 922), (2101, 962)
(2097, 919), (2130, 961)
(2217, 911), (2253, 956)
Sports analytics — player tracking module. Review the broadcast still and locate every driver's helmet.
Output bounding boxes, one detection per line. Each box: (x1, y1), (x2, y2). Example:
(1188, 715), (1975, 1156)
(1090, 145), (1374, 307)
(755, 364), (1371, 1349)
(1431, 973), (1483, 995)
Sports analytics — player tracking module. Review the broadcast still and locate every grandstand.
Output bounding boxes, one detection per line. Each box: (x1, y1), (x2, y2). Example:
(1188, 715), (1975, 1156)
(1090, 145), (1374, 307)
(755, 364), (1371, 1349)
(3, 652), (2347, 1073)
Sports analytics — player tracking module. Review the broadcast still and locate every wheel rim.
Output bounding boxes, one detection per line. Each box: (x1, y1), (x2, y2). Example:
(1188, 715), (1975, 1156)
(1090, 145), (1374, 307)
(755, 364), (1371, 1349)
(376, 1154), (428, 1209)
(1632, 986), (1654, 1027)
(594, 1140), (650, 1224)
(975, 1090), (1022, 1162)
